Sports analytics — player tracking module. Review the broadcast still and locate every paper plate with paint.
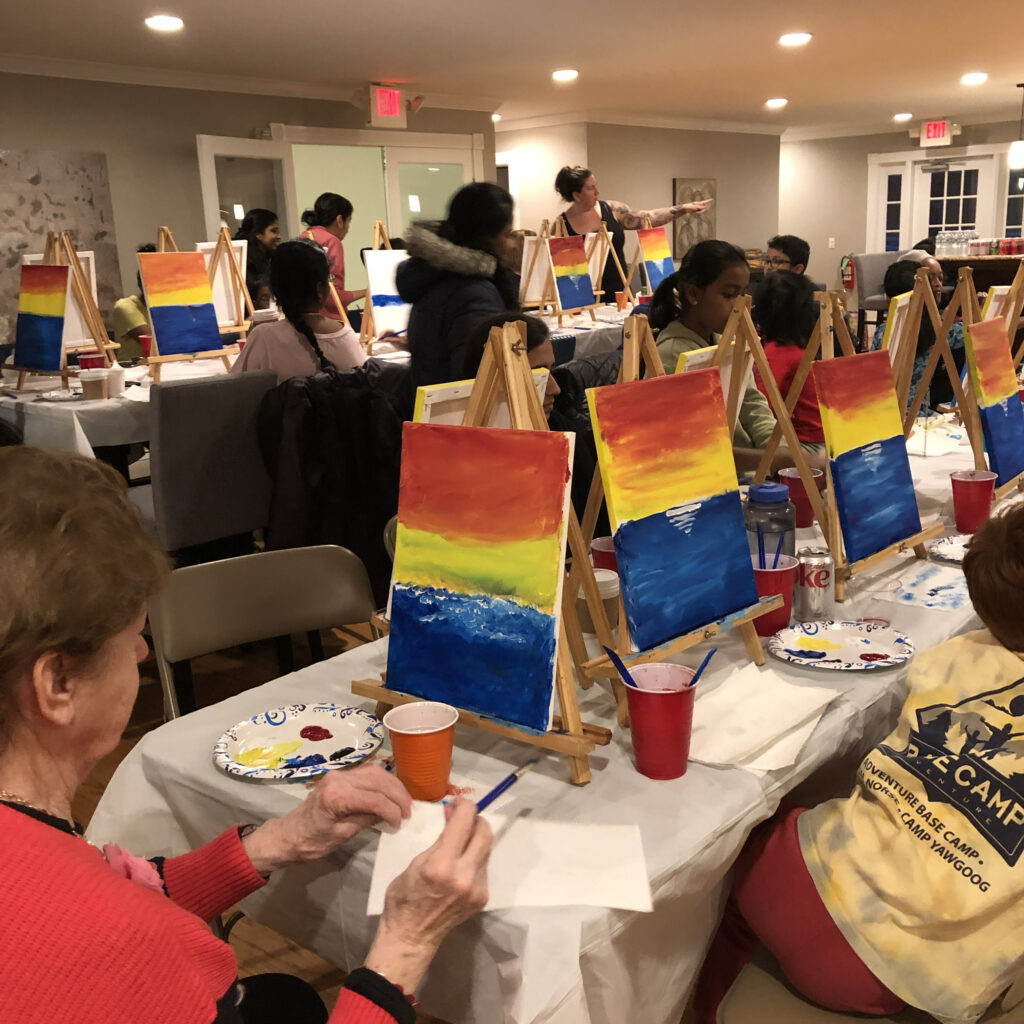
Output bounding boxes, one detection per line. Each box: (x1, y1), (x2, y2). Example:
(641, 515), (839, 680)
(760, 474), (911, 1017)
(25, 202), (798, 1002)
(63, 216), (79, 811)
(768, 621), (914, 671)
(36, 389), (83, 402)
(929, 534), (970, 565)
(213, 703), (384, 781)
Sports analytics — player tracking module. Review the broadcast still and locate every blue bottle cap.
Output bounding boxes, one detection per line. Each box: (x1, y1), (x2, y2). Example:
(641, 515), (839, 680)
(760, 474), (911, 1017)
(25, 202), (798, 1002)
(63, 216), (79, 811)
(749, 481), (790, 503)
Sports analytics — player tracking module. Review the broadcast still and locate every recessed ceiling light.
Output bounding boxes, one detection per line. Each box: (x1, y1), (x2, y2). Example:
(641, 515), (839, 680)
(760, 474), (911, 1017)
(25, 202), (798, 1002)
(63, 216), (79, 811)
(552, 69), (579, 83)
(893, 112), (913, 122)
(960, 71), (988, 86)
(144, 13), (183, 31)
(779, 32), (812, 47)
(427, 167), (439, 172)
(765, 97), (788, 110)
(491, 113), (502, 123)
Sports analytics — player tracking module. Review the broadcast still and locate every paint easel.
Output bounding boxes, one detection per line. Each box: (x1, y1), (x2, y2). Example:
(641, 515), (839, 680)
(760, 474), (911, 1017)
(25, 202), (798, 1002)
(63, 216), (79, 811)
(358, 221), (394, 350)
(571, 316), (782, 726)
(12, 231), (117, 390)
(548, 217), (633, 308)
(533, 221), (612, 325)
(141, 245), (236, 382)
(620, 216), (656, 297)
(352, 322), (613, 784)
(204, 226), (255, 338)
(901, 268), (985, 468)
(985, 260), (1024, 367)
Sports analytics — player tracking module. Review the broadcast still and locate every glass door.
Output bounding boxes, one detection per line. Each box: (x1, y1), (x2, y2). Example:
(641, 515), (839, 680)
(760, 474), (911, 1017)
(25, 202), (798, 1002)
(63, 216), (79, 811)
(910, 156), (998, 241)
(197, 136), (298, 243)
(384, 147), (472, 238)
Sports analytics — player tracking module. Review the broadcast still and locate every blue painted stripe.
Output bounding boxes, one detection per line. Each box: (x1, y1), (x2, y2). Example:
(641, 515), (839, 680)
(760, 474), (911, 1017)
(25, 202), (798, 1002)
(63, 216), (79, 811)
(14, 312), (64, 372)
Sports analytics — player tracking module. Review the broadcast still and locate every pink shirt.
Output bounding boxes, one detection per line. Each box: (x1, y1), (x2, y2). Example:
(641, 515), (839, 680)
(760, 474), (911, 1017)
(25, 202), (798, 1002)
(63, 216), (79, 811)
(231, 317), (366, 384)
(303, 224), (354, 320)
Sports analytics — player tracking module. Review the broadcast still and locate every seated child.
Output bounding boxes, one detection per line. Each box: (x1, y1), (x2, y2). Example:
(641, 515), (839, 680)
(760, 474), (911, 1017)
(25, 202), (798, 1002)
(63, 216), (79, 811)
(695, 503), (1024, 1023)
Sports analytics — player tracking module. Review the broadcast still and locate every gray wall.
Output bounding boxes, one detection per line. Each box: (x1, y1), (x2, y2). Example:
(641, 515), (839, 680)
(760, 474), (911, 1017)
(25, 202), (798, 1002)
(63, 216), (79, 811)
(780, 120), (1020, 289)
(585, 122), (781, 252)
(0, 72), (495, 307)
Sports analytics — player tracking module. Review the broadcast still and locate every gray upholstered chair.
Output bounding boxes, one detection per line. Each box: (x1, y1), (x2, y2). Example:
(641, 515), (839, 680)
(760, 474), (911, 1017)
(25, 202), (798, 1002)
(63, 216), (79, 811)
(148, 544), (376, 719)
(851, 252), (896, 347)
(716, 946), (1024, 1023)
(130, 371), (277, 553)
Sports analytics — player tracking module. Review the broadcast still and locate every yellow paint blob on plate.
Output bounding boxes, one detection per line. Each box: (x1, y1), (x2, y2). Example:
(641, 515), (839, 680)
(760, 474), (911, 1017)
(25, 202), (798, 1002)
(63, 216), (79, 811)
(236, 740), (303, 769)
(795, 636), (843, 652)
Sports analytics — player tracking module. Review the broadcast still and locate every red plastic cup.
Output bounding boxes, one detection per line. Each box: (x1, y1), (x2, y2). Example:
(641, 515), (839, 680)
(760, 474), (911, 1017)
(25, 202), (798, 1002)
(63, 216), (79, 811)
(636, 294), (653, 306)
(951, 469), (997, 533)
(591, 536), (618, 571)
(383, 702), (458, 802)
(237, 339), (246, 352)
(77, 352), (106, 370)
(752, 554), (798, 636)
(624, 663), (696, 780)
(138, 334), (153, 357)
(778, 467), (824, 528)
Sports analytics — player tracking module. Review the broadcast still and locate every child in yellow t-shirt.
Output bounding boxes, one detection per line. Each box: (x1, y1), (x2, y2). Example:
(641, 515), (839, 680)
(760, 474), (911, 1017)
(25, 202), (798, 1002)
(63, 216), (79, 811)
(696, 505), (1024, 1024)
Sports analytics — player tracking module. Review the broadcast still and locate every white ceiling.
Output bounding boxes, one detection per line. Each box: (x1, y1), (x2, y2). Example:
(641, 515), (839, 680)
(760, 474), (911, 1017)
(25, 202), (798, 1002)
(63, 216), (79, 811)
(2, 0), (1022, 137)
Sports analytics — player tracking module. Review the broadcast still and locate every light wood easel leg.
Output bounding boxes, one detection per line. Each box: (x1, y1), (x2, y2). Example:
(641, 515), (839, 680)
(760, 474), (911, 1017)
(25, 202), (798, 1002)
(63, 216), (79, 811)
(737, 620), (766, 666)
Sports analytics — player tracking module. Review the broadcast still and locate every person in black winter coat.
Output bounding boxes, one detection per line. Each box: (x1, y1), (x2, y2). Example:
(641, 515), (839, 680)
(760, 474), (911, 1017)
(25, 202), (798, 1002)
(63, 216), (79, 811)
(396, 183), (520, 388)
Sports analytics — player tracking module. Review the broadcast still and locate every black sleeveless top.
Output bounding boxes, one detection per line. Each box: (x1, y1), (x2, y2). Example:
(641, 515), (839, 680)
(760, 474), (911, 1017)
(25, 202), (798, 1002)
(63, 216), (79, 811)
(558, 199), (628, 302)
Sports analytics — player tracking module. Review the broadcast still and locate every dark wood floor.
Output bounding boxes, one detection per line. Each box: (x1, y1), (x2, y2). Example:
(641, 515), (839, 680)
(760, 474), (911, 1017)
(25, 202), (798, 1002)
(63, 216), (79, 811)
(73, 626), (445, 1023)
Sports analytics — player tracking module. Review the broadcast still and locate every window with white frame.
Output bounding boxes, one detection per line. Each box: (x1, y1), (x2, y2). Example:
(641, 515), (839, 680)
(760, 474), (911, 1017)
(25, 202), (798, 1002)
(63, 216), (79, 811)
(1006, 171), (1024, 239)
(926, 167), (979, 236)
(885, 173), (902, 251)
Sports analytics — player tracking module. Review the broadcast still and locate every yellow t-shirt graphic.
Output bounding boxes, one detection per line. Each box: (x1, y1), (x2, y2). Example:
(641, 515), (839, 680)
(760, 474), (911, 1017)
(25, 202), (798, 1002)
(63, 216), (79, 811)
(799, 630), (1024, 1023)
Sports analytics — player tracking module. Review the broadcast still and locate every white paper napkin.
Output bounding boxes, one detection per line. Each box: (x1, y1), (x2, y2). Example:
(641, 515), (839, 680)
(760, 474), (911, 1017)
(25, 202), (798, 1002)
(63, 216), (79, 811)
(689, 663), (841, 770)
(368, 802), (652, 914)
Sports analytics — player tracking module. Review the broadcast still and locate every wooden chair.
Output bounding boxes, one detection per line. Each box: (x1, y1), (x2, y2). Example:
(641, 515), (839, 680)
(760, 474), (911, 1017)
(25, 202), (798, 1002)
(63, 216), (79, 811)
(717, 947), (1024, 1024)
(148, 545), (376, 719)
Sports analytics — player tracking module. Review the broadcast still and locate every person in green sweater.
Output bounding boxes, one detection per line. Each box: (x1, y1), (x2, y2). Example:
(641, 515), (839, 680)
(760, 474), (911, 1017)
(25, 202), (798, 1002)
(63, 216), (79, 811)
(650, 240), (777, 449)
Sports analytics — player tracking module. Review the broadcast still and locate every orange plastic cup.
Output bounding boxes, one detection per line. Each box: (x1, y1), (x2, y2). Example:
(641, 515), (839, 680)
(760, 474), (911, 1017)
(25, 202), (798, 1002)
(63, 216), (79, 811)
(383, 702), (458, 802)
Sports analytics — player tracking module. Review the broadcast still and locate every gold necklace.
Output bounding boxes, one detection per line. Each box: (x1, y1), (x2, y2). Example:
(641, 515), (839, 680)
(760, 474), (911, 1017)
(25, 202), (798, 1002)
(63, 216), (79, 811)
(0, 789), (80, 833)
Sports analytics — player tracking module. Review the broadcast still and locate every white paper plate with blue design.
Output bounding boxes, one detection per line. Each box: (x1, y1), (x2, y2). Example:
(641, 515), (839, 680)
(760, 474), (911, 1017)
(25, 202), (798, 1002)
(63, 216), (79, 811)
(768, 621), (914, 671)
(929, 534), (970, 565)
(213, 703), (384, 781)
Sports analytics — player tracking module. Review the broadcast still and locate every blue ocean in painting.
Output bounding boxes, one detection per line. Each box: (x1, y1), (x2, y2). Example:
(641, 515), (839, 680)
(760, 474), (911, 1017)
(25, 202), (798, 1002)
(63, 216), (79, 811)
(831, 435), (922, 563)
(614, 489), (758, 650)
(644, 257), (674, 291)
(978, 394), (1024, 486)
(14, 313), (63, 371)
(371, 293), (407, 307)
(555, 273), (595, 311)
(387, 585), (557, 733)
(150, 302), (221, 356)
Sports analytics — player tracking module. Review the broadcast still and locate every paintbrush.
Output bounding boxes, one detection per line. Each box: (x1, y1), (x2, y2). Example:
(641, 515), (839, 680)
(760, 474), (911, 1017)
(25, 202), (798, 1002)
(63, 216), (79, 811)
(688, 647), (717, 687)
(603, 645), (639, 689)
(772, 531), (785, 569)
(476, 758), (539, 813)
(756, 522), (766, 569)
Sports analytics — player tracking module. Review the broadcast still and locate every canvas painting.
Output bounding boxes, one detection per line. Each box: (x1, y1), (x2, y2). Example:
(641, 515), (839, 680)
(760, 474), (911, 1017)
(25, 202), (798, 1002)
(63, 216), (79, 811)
(587, 370), (758, 650)
(637, 227), (674, 292)
(813, 350), (922, 564)
(964, 317), (1024, 486)
(138, 251), (221, 356)
(386, 422), (574, 733)
(23, 250), (98, 347)
(548, 236), (595, 311)
(675, 342), (751, 433)
(365, 249), (412, 335)
(672, 178), (716, 259)
(413, 369), (550, 427)
(14, 264), (70, 372)
(881, 290), (914, 374)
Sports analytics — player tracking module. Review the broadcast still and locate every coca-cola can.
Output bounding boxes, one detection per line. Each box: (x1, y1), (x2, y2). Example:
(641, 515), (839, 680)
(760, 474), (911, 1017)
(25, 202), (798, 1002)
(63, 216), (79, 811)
(794, 548), (835, 621)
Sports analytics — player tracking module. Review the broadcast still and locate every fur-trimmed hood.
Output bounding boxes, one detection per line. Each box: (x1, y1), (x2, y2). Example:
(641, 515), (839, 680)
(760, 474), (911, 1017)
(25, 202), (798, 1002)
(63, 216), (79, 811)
(397, 223), (498, 303)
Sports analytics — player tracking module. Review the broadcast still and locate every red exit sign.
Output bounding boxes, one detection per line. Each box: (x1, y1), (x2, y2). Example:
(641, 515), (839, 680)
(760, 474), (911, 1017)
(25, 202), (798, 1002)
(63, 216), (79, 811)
(368, 84), (407, 128)
(920, 119), (951, 147)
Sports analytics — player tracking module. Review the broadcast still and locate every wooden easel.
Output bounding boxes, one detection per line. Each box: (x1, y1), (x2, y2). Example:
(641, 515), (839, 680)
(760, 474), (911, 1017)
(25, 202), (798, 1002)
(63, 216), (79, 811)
(534, 222), (611, 326)
(571, 315), (783, 724)
(12, 231), (117, 389)
(205, 226), (255, 338)
(620, 216), (656, 297)
(547, 216), (634, 307)
(986, 260), (1024, 367)
(156, 225), (179, 252)
(901, 268), (985, 469)
(358, 221), (394, 348)
(352, 322), (612, 784)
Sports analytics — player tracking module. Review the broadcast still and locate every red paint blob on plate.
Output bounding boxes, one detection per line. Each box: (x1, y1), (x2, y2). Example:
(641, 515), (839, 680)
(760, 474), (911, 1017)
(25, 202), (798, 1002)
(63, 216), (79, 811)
(860, 653), (890, 662)
(300, 725), (333, 741)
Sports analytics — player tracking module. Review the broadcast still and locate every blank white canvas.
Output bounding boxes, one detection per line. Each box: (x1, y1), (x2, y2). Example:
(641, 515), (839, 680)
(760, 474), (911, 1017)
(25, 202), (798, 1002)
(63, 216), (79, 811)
(414, 370), (550, 427)
(22, 250), (97, 346)
(365, 249), (411, 335)
(196, 239), (247, 327)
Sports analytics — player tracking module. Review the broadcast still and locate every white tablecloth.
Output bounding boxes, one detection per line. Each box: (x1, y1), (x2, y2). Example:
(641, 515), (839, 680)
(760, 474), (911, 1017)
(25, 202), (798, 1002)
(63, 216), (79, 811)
(89, 436), (987, 1024)
(544, 304), (629, 362)
(0, 360), (229, 456)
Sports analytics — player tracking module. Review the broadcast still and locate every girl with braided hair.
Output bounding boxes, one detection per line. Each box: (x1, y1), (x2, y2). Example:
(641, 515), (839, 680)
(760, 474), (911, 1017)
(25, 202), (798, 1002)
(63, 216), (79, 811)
(231, 239), (365, 384)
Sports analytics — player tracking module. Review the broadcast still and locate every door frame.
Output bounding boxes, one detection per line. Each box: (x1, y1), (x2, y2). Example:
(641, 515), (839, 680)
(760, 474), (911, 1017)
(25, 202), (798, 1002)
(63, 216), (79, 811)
(866, 142), (1015, 251)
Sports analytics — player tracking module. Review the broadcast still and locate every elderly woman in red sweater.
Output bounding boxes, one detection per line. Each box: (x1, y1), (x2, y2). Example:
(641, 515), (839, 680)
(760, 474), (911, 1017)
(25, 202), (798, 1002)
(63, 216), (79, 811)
(0, 447), (491, 1024)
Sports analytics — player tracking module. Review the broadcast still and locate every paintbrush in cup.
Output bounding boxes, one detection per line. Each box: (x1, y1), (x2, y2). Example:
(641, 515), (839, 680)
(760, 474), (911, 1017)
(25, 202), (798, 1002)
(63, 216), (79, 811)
(603, 646), (639, 689)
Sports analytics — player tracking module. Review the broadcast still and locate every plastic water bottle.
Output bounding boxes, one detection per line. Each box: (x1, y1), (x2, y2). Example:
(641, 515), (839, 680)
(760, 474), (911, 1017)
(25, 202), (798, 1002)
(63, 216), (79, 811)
(744, 482), (796, 563)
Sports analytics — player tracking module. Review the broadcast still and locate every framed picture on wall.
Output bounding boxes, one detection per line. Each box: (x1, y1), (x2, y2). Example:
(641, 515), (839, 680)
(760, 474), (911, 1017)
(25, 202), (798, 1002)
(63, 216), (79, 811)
(673, 178), (716, 258)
